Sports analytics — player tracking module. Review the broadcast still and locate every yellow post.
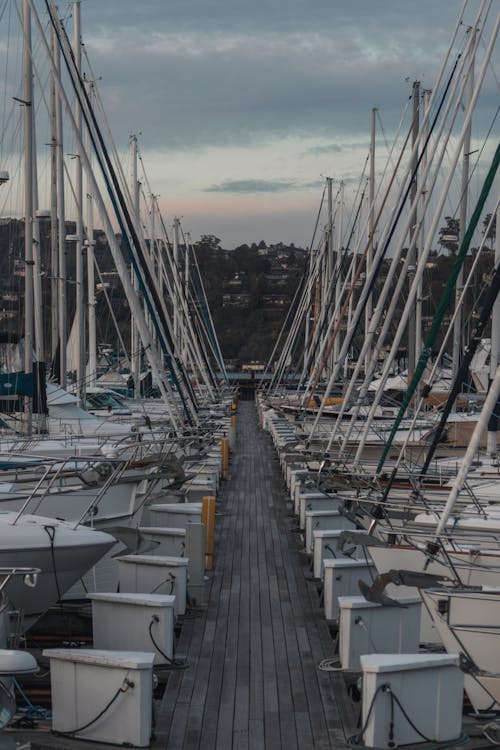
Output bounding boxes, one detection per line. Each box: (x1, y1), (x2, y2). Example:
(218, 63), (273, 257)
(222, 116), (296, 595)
(221, 438), (229, 479)
(202, 495), (216, 570)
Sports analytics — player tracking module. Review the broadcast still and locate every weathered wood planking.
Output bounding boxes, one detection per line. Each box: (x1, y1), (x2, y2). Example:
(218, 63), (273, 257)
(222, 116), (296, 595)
(159, 402), (357, 748)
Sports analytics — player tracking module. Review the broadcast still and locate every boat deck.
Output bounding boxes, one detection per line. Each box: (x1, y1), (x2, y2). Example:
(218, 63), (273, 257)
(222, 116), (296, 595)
(156, 400), (354, 749)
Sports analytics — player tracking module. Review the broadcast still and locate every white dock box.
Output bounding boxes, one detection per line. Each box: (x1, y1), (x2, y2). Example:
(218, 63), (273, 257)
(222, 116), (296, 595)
(339, 595), (421, 671)
(299, 492), (341, 529)
(117, 554), (188, 616)
(313, 530), (365, 579)
(305, 510), (354, 553)
(184, 481), (217, 502)
(44, 648), (155, 747)
(360, 653), (463, 748)
(138, 526), (186, 557)
(147, 502), (202, 529)
(89, 592), (176, 664)
(323, 559), (376, 621)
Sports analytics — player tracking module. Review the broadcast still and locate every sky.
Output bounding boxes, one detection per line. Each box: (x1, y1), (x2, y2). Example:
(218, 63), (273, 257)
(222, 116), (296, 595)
(1, 0), (498, 249)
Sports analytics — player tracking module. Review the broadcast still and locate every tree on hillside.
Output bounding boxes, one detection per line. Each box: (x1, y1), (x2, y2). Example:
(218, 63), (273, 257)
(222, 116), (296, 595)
(482, 213), (497, 250)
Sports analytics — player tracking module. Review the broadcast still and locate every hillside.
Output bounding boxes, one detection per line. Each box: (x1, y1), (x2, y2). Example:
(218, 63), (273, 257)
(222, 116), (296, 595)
(0, 219), (495, 371)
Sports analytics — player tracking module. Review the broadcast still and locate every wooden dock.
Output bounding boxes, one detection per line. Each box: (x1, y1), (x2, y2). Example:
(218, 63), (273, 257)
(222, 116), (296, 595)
(156, 401), (356, 749)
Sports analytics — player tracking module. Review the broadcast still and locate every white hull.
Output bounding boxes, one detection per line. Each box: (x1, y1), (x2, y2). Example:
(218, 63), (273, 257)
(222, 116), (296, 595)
(0, 512), (115, 628)
(421, 588), (500, 712)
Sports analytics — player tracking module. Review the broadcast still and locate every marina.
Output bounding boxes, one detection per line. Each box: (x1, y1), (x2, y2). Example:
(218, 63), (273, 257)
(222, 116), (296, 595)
(0, 0), (496, 748)
(5, 402), (499, 749)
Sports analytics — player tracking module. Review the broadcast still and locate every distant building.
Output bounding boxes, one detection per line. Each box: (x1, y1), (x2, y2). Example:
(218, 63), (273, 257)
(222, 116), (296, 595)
(262, 294), (288, 308)
(222, 292), (251, 308)
(242, 362), (265, 372)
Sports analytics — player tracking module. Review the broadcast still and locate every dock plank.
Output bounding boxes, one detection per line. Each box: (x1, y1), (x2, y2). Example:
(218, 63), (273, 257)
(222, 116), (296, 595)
(158, 401), (356, 748)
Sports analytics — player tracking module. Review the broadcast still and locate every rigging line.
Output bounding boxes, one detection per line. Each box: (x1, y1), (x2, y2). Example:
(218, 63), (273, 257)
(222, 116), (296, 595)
(343, 154), (369, 245)
(308, 185), (326, 256)
(299, 225), (349, 382)
(378, 203), (499, 503)
(368, 92), (413, 224)
(303, 110), (417, 405)
(264, 264), (308, 395)
(46, 5), (196, 423)
(479, 28), (500, 91)
(270, 188), (327, 392)
(377, 141), (500, 476)
(81, 44), (135, 207)
(93, 256), (131, 370)
(376, 104), (408, 193)
(437, 101), (500, 240)
(421, 260), (500, 476)
(346, 25), (498, 460)
(305, 50), (463, 410)
(51, 15), (185, 393)
(181, 228), (225, 383)
(173, 229), (218, 395)
(300, 186), (367, 390)
(272, 251), (322, 395)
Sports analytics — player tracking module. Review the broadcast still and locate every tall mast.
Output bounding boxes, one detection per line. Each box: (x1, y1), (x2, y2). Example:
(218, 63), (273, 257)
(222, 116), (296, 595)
(49, 29), (58, 360)
(183, 232), (190, 364)
(72, 0), (85, 401)
(173, 217), (180, 350)
(407, 80), (420, 385)
(365, 107), (376, 374)
(149, 193), (158, 348)
(326, 177), (333, 377)
(452, 32), (475, 389)
(22, 0), (34, 435)
(129, 133), (141, 396)
(32, 105), (43, 365)
(54, 23), (67, 388)
(334, 179), (344, 368)
(415, 89), (431, 368)
(487, 181), (500, 457)
(86, 80), (96, 388)
(31, 85), (46, 433)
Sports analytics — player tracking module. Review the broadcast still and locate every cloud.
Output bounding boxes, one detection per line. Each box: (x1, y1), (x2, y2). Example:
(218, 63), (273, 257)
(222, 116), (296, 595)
(78, 1), (479, 153)
(206, 178), (317, 194)
(1, 0), (496, 250)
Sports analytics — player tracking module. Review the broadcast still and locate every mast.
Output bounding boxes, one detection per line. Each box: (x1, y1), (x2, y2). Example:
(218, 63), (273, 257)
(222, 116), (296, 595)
(129, 133), (141, 396)
(415, 89), (431, 370)
(149, 193), (157, 349)
(22, 0), (34, 435)
(407, 80), (420, 386)
(326, 177), (333, 377)
(183, 231), (190, 365)
(452, 32), (475, 391)
(487, 182), (500, 457)
(173, 217), (180, 350)
(73, 0), (85, 401)
(54, 23), (67, 388)
(31, 88), (46, 431)
(49, 30), (58, 360)
(365, 107), (376, 374)
(86, 82), (96, 387)
(334, 179), (344, 369)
